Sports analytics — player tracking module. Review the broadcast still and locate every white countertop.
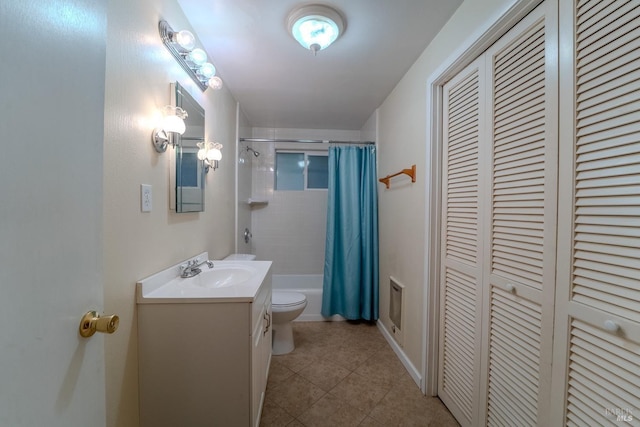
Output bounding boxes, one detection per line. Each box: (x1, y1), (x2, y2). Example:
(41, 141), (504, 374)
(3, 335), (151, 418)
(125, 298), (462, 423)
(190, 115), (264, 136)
(136, 253), (272, 304)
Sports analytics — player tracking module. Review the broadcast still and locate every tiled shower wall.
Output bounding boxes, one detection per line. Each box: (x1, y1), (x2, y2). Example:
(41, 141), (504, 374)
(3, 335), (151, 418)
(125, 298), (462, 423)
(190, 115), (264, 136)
(236, 109), (253, 255)
(249, 127), (361, 275)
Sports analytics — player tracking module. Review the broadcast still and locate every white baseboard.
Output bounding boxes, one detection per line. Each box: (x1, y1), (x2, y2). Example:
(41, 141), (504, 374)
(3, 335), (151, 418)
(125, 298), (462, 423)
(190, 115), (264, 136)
(377, 321), (423, 390)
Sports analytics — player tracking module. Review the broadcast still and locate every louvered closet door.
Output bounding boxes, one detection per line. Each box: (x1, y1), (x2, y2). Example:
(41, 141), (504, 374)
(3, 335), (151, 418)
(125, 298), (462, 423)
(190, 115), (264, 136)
(551, 0), (640, 425)
(439, 57), (486, 427)
(480, 2), (558, 426)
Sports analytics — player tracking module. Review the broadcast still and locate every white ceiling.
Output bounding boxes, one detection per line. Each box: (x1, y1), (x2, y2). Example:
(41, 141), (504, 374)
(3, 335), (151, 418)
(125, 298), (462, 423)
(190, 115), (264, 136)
(177, 0), (463, 130)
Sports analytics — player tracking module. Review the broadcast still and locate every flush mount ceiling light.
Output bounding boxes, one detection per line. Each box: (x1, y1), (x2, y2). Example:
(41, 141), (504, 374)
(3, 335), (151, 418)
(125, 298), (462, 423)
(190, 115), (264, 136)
(287, 4), (345, 55)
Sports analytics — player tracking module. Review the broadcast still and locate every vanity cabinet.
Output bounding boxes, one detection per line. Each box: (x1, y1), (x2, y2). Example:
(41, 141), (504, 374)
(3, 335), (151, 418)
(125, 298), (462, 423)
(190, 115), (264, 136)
(137, 270), (272, 427)
(251, 283), (272, 424)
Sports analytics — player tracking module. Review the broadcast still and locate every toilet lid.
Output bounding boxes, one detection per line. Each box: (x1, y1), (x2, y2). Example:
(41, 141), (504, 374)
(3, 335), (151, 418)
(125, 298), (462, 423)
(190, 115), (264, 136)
(272, 291), (306, 307)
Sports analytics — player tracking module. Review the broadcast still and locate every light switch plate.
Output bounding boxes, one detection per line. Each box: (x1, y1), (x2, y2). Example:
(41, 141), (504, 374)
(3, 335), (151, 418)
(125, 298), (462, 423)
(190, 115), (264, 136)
(141, 184), (152, 212)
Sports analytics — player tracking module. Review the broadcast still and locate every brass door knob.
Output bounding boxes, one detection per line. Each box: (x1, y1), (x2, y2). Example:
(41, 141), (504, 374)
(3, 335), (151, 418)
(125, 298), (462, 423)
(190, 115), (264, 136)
(79, 311), (120, 338)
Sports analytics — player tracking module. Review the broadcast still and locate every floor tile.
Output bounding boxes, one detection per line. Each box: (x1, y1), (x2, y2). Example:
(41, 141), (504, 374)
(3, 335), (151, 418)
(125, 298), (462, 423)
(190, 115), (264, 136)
(368, 382), (440, 425)
(298, 358), (351, 391)
(358, 416), (386, 426)
(354, 348), (408, 387)
(329, 372), (393, 412)
(261, 321), (459, 427)
(267, 359), (296, 389)
(259, 395), (295, 427)
(276, 348), (321, 373)
(269, 374), (326, 418)
(322, 343), (376, 371)
(297, 393), (367, 426)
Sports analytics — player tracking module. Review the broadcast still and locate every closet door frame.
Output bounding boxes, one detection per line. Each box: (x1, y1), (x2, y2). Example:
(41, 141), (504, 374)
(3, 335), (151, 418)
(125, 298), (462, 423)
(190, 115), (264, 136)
(422, 0), (546, 396)
(549, 0), (576, 421)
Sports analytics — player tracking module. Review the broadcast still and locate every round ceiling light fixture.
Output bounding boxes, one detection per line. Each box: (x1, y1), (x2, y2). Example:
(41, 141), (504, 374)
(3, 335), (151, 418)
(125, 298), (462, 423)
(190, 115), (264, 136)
(287, 4), (345, 55)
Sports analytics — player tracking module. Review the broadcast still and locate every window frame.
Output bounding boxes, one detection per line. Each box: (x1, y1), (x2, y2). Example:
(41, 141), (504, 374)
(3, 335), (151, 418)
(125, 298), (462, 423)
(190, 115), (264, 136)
(275, 150), (328, 191)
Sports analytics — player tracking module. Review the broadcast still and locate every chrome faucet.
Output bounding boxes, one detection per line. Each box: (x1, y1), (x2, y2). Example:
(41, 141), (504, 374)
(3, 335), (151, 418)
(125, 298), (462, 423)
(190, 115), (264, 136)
(180, 258), (215, 278)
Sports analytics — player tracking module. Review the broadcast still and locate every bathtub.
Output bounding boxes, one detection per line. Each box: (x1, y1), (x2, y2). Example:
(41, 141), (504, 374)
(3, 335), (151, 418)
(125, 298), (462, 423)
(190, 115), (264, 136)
(271, 274), (344, 321)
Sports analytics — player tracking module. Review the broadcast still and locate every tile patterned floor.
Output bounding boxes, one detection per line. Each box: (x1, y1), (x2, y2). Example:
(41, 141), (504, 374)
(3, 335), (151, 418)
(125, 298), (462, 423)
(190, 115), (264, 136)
(260, 321), (459, 426)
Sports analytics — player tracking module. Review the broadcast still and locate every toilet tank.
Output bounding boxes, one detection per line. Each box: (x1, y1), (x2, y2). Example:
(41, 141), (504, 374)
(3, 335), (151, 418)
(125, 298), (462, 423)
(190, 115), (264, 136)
(224, 253), (256, 261)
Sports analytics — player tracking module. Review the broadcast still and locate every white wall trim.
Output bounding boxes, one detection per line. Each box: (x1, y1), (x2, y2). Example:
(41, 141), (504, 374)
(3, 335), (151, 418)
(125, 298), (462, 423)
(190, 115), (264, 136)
(234, 102), (240, 253)
(377, 320), (422, 388)
(421, 0), (544, 397)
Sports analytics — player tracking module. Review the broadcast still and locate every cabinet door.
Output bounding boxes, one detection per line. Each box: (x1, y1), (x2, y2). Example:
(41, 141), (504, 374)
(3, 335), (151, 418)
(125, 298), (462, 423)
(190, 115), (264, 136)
(481, 2), (558, 425)
(251, 299), (272, 427)
(262, 302), (272, 384)
(438, 56), (487, 427)
(552, 0), (640, 424)
(251, 301), (267, 426)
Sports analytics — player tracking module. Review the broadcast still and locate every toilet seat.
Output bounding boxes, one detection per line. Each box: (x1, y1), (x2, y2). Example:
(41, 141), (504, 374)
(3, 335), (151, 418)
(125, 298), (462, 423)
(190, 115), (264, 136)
(272, 291), (306, 308)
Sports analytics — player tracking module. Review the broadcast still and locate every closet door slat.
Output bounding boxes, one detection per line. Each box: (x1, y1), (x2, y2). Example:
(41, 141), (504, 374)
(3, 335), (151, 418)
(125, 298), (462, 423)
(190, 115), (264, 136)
(445, 72), (480, 266)
(484, 3), (557, 425)
(491, 19), (548, 292)
(566, 319), (640, 425)
(439, 59), (485, 427)
(441, 268), (477, 422)
(553, 0), (640, 424)
(487, 287), (541, 427)
(572, 0), (640, 323)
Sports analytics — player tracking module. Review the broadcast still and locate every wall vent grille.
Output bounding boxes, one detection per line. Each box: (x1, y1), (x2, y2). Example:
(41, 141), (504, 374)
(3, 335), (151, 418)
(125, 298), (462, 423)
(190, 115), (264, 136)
(390, 276), (404, 344)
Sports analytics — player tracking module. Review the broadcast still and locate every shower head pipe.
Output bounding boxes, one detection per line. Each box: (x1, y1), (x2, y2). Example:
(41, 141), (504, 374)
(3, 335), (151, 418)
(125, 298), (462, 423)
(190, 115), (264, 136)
(246, 146), (260, 157)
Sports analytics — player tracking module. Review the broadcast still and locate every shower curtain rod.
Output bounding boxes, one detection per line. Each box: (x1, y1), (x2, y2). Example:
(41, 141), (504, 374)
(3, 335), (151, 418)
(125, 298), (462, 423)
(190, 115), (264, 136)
(239, 138), (375, 145)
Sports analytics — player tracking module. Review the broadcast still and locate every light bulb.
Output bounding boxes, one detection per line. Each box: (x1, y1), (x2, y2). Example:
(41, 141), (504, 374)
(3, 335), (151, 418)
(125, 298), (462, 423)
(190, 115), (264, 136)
(292, 17), (339, 51)
(174, 30), (195, 50)
(197, 148), (207, 160)
(208, 76), (223, 90)
(208, 148), (222, 161)
(199, 63), (216, 78)
(162, 115), (185, 134)
(187, 48), (207, 66)
(296, 18), (338, 50)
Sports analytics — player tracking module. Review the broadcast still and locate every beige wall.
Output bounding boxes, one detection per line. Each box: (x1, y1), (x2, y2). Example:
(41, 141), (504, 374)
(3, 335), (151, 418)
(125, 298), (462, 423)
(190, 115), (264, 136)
(376, 0), (517, 376)
(103, 0), (238, 425)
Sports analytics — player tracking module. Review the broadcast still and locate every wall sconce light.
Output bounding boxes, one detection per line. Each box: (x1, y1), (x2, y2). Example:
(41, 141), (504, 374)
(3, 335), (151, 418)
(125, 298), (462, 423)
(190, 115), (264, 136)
(197, 141), (223, 172)
(159, 20), (224, 92)
(152, 105), (188, 153)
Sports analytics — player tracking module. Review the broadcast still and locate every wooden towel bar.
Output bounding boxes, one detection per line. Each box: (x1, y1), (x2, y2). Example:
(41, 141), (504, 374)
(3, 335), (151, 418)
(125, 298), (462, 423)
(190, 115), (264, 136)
(379, 164), (416, 189)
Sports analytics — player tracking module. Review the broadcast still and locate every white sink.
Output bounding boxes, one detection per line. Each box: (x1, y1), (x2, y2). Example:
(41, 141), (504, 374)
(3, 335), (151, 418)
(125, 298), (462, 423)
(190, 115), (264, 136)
(136, 254), (271, 302)
(182, 264), (256, 289)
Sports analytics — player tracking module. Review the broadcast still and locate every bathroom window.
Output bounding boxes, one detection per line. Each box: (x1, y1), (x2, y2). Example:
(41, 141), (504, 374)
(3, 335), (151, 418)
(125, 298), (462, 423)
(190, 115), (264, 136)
(275, 151), (328, 190)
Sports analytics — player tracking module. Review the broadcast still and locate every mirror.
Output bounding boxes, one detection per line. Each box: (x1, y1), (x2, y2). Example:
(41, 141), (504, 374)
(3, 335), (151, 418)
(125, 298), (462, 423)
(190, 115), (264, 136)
(171, 82), (205, 212)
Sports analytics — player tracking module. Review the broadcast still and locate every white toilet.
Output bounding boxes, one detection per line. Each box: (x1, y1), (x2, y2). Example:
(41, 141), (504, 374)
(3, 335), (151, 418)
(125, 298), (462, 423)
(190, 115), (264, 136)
(223, 253), (257, 261)
(271, 291), (307, 355)
(223, 254), (307, 355)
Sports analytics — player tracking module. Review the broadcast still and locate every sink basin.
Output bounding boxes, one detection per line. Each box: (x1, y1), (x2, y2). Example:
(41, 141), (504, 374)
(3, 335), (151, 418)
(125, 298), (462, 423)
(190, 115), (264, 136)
(184, 265), (256, 288)
(136, 253), (271, 301)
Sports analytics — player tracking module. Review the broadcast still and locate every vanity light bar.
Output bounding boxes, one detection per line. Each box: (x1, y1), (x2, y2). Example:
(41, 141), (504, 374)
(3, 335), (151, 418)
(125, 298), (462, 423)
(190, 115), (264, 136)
(159, 20), (221, 92)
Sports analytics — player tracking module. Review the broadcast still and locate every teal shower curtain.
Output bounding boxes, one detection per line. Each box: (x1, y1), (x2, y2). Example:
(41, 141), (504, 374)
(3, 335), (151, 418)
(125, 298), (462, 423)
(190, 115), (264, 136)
(321, 145), (379, 321)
